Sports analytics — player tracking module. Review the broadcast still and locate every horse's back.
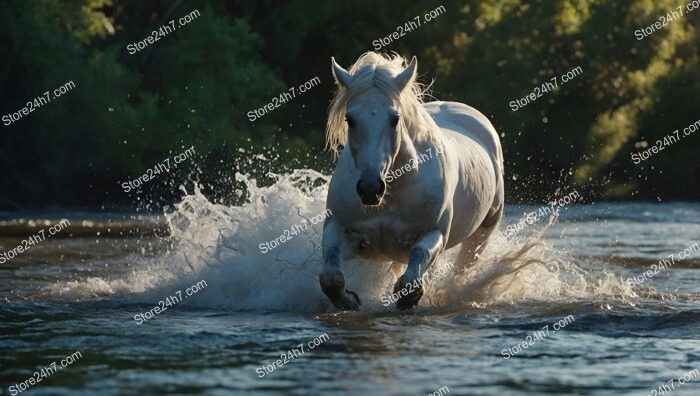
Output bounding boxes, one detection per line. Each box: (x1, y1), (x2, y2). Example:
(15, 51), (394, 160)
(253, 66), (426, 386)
(424, 100), (504, 237)
(423, 101), (503, 177)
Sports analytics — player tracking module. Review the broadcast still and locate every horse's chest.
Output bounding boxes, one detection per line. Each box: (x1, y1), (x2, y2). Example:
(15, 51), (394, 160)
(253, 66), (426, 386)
(343, 213), (421, 258)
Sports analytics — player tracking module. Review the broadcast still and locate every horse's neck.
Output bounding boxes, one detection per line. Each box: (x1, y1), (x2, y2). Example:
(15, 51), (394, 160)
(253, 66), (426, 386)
(394, 122), (433, 172)
(401, 108), (438, 153)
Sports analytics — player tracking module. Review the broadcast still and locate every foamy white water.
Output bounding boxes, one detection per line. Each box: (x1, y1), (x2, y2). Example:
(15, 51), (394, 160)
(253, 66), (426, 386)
(49, 170), (637, 312)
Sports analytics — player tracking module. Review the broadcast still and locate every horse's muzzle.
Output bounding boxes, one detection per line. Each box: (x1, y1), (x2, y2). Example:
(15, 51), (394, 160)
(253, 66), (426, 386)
(356, 177), (386, 206)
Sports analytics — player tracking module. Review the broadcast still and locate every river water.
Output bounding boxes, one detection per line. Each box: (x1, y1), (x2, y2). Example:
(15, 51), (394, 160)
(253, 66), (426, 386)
(1, 171), (699, 395)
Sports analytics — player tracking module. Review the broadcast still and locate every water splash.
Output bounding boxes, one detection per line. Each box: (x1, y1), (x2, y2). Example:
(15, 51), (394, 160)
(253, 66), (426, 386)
(50, 170), (638, 312)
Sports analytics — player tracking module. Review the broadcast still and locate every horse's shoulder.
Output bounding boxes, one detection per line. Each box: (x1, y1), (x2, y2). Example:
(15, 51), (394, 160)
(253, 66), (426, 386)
(423, 101), (503, 174)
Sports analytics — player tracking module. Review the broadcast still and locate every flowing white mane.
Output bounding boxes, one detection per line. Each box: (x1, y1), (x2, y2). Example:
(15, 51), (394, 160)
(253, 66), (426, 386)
(326, 52), (437, 154)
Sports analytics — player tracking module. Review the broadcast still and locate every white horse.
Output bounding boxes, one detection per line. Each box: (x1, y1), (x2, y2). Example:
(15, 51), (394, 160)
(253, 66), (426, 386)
(320, 52), (504, 310)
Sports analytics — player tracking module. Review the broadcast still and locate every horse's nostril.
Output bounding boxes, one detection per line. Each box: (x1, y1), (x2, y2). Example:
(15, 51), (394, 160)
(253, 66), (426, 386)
(357, 177), (385, 205)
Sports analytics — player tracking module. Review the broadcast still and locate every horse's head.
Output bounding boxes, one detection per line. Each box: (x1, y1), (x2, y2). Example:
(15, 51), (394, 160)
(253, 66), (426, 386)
(327, 53), (419, 206)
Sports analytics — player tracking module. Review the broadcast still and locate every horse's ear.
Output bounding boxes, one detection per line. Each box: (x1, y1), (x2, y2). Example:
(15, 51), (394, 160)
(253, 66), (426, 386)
(331, 57), (352, 89)
(395, 56), (417, 92)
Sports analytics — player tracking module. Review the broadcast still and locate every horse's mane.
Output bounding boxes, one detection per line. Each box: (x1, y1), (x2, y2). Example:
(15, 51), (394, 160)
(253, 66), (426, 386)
(326, 52), (437, 155)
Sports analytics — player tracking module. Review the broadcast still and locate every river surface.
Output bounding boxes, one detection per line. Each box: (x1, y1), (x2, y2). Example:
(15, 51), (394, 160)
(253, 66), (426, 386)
(1, 172), (699, 395)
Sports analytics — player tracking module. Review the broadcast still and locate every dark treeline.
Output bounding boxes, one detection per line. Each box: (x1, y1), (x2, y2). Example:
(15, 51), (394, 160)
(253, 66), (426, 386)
(0, 0), (698, 210)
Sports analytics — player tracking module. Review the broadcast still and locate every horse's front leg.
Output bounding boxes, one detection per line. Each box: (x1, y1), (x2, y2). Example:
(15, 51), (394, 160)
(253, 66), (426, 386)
(319, 217), (361, 310)
(394, 229), (444, 310)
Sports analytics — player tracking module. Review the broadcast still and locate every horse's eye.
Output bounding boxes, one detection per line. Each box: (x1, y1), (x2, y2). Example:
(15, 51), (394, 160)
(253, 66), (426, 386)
(345, 116), (355, 128)
(391, 115), (400, 128)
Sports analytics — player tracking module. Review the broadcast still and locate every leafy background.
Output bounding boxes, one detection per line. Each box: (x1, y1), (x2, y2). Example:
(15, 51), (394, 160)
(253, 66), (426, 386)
(0, 0), (698, 209)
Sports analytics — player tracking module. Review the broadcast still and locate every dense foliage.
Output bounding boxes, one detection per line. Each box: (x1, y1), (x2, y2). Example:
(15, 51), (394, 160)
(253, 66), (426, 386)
(0, 0), (697, 209)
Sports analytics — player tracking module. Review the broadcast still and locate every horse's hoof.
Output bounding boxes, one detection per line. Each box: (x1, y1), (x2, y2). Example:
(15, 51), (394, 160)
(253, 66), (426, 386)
(345, 289), (362, 309)
(395, 288), (422, 310)
(393, 278), (423, 310)
(332, 289), (361, 311)
(320, 270), (361, 310)
(346, 289), (361, 306)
